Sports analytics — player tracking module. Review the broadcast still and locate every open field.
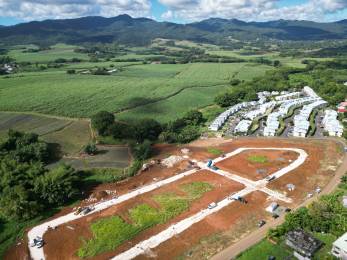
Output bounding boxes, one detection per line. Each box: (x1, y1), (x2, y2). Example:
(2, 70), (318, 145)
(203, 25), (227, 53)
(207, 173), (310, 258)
(207, 50), (333, 68)
(6, 138), (343, 260)
(0, 112), (91, 155)
(8, 44), (89, 63)
(0, 62), (272, 119)
(52, 145), (131, 169)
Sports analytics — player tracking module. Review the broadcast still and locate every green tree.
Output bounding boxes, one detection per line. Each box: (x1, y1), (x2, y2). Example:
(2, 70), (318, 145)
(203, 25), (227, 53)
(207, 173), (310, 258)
(183, 110), (204, 126)
(91, 111), (115, 136)
(0, 185), (41, 220)
(34, 165), (78, 206)
(131, 140), (153, 160)
(134, 119), (162, 142)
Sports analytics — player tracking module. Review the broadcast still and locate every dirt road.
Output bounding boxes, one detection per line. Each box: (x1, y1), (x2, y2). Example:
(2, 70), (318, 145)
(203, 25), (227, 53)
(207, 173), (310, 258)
(211, 139), (347, 260)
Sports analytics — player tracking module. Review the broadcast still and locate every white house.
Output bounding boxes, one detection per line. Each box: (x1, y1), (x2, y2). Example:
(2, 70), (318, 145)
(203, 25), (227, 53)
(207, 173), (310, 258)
(234, 120), (252, 134)
(331, 232), (347, 259)
(322, 110), (343, 137)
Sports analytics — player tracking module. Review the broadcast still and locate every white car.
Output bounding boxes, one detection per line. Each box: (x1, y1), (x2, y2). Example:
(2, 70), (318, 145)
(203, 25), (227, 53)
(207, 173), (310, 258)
(208, 202), (217, 209)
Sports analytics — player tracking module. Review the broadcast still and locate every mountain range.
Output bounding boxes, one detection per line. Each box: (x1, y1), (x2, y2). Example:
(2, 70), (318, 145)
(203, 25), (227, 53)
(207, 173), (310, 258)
(1, 14), (347, 46)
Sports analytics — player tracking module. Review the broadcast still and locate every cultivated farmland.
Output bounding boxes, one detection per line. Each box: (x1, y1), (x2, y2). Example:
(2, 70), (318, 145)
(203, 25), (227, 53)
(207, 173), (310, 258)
(0, 63), (272, 120)
(0, 112), (91, 155)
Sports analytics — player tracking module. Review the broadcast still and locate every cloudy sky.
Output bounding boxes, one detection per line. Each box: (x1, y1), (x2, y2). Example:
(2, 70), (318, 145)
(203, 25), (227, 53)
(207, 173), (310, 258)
(0, 0), (346, 25)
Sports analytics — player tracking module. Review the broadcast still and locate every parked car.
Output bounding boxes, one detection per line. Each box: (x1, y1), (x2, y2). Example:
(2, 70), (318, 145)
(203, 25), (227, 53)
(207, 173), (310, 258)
(285, 208), (292, 213)
(208, 202), (217, 209)
(258, 220), (266, 227)
(272, 214), (280, 219)
(81, 207), (94, 215)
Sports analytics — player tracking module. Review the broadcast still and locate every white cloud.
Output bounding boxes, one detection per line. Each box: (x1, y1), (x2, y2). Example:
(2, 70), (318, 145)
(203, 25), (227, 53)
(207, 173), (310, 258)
(0, 0), (151, 21)
(161, 10), (174, 20)
(158, 0), (347, 22)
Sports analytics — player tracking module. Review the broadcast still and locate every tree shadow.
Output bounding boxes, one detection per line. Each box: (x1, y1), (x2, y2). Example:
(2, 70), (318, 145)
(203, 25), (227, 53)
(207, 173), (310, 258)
(46, 143), (63, 163)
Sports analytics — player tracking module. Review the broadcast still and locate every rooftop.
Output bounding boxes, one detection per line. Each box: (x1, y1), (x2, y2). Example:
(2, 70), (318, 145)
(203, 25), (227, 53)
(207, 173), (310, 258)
(333, 232), (347, 250)
(286, 229), (323, 256)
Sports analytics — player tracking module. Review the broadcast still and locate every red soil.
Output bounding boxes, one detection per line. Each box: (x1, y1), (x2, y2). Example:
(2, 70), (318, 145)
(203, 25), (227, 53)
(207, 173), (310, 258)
(5, 138), (343, 260)
(216, 149), (299, 181)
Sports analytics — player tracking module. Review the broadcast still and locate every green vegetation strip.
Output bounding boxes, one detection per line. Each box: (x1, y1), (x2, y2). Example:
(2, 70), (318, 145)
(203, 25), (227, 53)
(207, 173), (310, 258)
(308, 110), (318, 136)
(77, 182), (213, 258)
(247, 155), (268, 163)
(207, 148), (223, 156)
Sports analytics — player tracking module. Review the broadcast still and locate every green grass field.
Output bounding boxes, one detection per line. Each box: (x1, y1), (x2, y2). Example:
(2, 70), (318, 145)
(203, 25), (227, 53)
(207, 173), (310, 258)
(207, 148), (224, 156)
(8, 44), (89, 63)
(207, 50), (332, 68)
(78, 182), (213, 258)
(0, 62), (271, 120)
(247, 155), (268, 163)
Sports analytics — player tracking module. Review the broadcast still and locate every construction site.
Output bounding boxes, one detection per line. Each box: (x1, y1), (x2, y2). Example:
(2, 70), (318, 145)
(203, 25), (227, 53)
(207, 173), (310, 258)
(5, 138), (344, 260)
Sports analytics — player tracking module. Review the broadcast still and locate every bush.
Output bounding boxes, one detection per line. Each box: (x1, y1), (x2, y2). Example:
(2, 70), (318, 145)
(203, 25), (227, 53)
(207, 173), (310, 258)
(84, 143), (97, 155)
(66, 69), (76, 74)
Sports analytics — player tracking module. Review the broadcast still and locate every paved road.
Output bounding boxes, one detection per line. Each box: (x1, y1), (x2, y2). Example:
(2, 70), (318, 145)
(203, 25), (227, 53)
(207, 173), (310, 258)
(211, 140), (347, 260)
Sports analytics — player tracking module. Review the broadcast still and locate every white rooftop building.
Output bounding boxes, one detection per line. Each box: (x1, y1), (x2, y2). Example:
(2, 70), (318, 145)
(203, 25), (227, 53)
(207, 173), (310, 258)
(293, 100), (328, 138)
(244, 101), (276, 120)
(234, 120), (252, 134)
(331, 232), (347, 259)
(303, 86), (320, 99)
(275, 92), (301, 101)
(322, 110), (343, 137)
(208, 102), (250, 131)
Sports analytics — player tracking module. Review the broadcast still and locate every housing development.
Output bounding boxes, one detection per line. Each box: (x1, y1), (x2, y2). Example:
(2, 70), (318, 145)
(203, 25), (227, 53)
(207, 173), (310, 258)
(209, 86), (343, 138)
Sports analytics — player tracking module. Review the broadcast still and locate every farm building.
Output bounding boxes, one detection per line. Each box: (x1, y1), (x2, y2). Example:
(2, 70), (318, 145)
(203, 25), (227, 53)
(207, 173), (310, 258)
(331, 232), (347, 259)
(322, 110), (343, 137)
(286, 229), (323, 260)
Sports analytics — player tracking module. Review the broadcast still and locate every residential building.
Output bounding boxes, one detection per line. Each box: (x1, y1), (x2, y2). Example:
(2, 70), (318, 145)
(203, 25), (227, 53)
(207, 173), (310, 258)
(338, 102), (347, 113)
(331, 232), (347, 259)
(234, 120), (252, 134)
(286, 229), (323, 260)
(322, 110), (343, 137)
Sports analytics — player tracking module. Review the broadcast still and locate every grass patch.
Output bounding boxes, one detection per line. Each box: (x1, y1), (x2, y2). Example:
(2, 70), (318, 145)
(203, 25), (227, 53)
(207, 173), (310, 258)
(78, 182), (213, 258)
(236, 239), (292, 260)
(248, 155), (268, 163)
(180, 182), (213, 200)
(207, 148), (223, 156)
(82, 168), (125, 183)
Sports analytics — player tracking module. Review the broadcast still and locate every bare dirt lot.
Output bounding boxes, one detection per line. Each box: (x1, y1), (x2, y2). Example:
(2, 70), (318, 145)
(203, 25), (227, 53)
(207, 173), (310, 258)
(42, 171), (244, 260)
(215, 149), (299, 181)
(5, 138), (344, 260)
